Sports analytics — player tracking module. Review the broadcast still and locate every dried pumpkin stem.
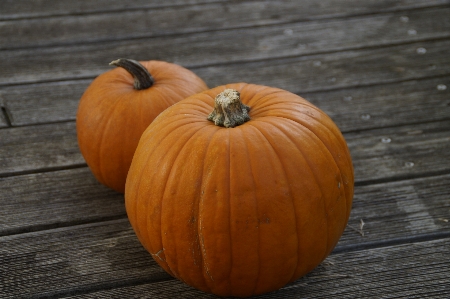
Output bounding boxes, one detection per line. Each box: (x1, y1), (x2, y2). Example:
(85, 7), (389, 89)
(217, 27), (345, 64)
(109, 58), (154, 90)
(207, 89), (250, 128)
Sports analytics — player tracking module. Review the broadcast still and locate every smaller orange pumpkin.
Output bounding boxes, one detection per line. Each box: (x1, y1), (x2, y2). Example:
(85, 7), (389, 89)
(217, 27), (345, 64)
(76, 59), (208, 193)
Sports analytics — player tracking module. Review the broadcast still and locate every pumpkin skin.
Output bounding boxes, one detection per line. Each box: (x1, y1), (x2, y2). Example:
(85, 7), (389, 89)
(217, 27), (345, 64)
(125, 83), (354, 297)
(76, 60), (208, 193)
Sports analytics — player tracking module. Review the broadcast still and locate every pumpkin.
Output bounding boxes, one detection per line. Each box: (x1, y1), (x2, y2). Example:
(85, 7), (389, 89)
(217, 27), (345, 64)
(125, 83), (354, 297)
(76, 59), (208, 193)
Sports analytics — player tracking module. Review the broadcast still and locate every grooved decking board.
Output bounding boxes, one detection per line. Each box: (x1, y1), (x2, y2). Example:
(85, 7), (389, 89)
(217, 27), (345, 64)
(2, 74), (449, 129)
(1, 12), (450, 85)
(1, 156), (449, 245)
(0, 0), (225, 20)
(2, 0), (448, 21)
(2, 3), (450, 50)
(303, 76), (450, 132)
(1, 119), (449, 185)
(64, 238), (450, 299)
(0, 168), (124, 236)
(0, 122), (84, 176)
(1, 218), (448, 298)
(346, 120), (450, 183)
(0, 220), (168, 299)
(340, 174), (450, 247)
(195, 39), (450, 93)
(1, 80), (89, 126)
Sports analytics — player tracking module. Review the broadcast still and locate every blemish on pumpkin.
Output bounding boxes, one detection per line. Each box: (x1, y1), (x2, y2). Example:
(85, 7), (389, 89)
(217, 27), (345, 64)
(152, 249), (166, 262)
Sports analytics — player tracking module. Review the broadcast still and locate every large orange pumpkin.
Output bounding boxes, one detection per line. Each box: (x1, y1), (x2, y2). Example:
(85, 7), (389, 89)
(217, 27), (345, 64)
(125, 83), (354, 297)
(76, 59), (208, 193)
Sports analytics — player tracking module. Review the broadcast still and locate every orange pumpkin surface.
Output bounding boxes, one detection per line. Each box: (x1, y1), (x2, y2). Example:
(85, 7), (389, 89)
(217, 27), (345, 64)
(125, 83), (354, 297)
(76, 59), (208, 193)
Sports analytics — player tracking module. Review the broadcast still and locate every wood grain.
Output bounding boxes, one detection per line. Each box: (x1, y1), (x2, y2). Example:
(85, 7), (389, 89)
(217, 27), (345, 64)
(1, 118), (449, 182)
(1, 217), (448, 298)
(0, 220), (167, 299)
(0, 168), (124, 236)
(2, 0), (448, 21)
(0, 0), (225, 20)
(304, 76), (450, 132)
(0, 122), (84, 176)
(1, 80), (89, 126)
(2, 3), (449, 50)
(195, 39), (450, 93)
(2, 74), (449, 130)
(341, 174), (450, 247)
(1, 9), (449, 86)
(346, 120), (450, 183)
(63, 238), (450, 299)
(1, 162), (448, 245)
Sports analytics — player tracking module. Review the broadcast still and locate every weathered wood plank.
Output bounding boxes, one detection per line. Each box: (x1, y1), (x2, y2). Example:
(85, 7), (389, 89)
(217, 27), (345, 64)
(340, 174), (450, 247)
(2, 3), (449, 50)
(0, 220), (167, 299)
(1, 116), (449, 182)
(1, 217), (448, 298)
(0, 168), (124, 236)
(64, 238), (450, 299)
(1, 80), (89, 126)
(346, 120), (450, 183)
(1, 11), (449, 86)
(1, 155), (449, 246)
(2, 0), (447, 22)
(304, 76), (450, 132)
(0, 0), (225, 20)
(0, 122), (84, 176)
(196, 39), (450, 93)
(2, 72), (449, 131)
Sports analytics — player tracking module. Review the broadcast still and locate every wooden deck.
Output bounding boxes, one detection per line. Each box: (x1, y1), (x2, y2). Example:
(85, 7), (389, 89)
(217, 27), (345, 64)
(1, 1), (449, 298)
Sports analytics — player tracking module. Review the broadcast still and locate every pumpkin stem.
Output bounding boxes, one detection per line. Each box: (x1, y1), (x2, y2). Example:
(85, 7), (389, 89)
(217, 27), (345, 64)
(207, 89), (250, 128)
(109, 58), (154, 90)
